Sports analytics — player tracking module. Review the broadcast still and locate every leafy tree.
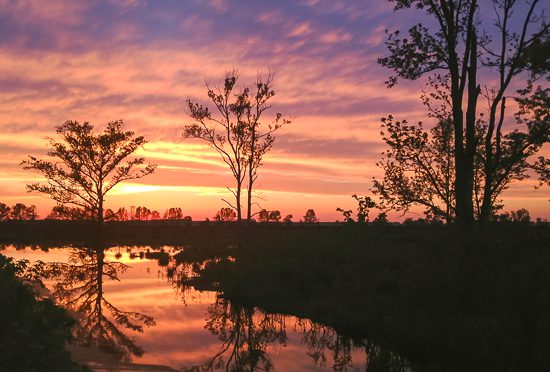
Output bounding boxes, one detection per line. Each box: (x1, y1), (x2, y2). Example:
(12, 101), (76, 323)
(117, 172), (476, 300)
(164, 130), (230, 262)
(214, 207), (237, 222)
(496, 208), (531, 224)
(373, 73), (546, 222)
(135, 206), (152, 221)
(46, 205), (92, 221)
(111, 207), (129, 221)
(373, 212), (389, 225)
(21, 120), (156, 224)
(510, 208), (531, 224)
(258, 209), (270, 222)
(258, 209), (282, 222)
(104, 208), (116, 221)
(303, 209), (318, 224)
(150, 210), (161, 220)
(269, 210), (282, 222)
(184, 71), (288, 222)
(10, 203), (37, 220)
(336, 207), (355, 223)
(0, 203), (11, 221)
(373, 115), (456, 223)
(283, 214), (293, 224)
(337, 194), (377, 223)
(379, 0), (549, 225)
(533, 156), (550, 187)
(163, 207), (183, 220)
(183, 216), (193, 226)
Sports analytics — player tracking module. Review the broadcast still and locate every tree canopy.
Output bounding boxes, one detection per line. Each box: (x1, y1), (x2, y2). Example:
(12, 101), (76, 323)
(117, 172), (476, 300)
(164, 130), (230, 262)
(378, 0), (549, 225)
(21, 120), (156, 223)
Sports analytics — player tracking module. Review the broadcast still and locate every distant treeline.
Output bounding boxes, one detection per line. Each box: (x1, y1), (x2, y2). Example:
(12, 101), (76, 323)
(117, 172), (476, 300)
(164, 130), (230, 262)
(0, 203), (37, 221)
(0, 201), (544, 225)
(0, 202), (323, 224)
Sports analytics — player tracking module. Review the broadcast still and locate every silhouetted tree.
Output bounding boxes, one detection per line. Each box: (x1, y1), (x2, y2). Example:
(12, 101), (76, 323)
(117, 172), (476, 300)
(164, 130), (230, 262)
(258, 209), (282, 223)
(10, 203), (37, 220)
(303, 209), (318, 224)
(46, 205), (92, 221)
(21, 120), (156, 224)
(269, 210), (281, 222)
(373, 212), (389, 225)
(336, 207), (355, 223)
(379, 0), (549, 226)
(163, 207), (183, 220)
(337, 194), (377, 223)
(184, 71), (288, 222)
(372, 116), (456, 223)
(108, 207), (127, 221)
(258, 209), (270, 222)
(150, 210), (161, 220)
(533, 156), (550, 187)
(135, 206), (152, 221)
(242, 73), (290, 222)
(0, 203), (10, 221)
(511, 208), (531, 224)
(283, 214), (293, 225)
(182, 216), (192, 226)
(104, 208), (116, 221)
(214, 207), (237, 222)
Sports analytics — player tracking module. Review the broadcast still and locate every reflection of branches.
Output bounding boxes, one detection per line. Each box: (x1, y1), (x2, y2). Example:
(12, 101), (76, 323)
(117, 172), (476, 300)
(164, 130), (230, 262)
(298, 320), (352, 371)
(183, 298), (287, 371)
(299, 320), (410, 372)
(363, 340), (410, 372)
(45, 246), (155, 361)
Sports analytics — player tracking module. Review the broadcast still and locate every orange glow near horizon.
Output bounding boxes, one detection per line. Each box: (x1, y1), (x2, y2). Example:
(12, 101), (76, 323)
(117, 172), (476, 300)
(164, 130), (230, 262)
(0, 0), (548, 221)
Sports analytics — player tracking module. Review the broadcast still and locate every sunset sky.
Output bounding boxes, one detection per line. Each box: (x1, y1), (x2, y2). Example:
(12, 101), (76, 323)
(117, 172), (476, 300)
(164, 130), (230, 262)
(0, 0), (548, 221)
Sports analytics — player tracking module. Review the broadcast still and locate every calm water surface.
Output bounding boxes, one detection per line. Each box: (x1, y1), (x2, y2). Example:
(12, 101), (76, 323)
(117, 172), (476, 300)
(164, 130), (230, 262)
(4, 245), (398, 371)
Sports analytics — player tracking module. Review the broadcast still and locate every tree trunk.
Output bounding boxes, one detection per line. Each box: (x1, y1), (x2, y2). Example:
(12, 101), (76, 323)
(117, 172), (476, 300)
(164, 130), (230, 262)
(236, 183), (242, 222)
(246, 127), (257, 223)
(246, 176), (252, 223)
(98, 195), (104, 225)
(462, 32), (479, 226)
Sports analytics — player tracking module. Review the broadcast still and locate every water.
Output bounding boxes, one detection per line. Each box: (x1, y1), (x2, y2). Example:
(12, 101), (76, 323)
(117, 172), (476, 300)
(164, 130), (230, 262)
(3, 245), (403, 371)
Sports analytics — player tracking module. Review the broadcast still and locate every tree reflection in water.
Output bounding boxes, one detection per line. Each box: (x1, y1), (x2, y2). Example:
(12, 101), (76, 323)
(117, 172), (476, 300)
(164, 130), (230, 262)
(168, 252), (412, 372)
(183, 297), (287, 371)
(45, 245), (155, 361)
(298, 319), (353, 370)
(299, 320), (410, 372)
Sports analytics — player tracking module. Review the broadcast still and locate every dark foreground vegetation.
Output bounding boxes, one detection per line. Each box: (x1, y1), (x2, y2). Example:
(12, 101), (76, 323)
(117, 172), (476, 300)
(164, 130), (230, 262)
(1, 222), (550, 371)
(0, 255), (87, 372)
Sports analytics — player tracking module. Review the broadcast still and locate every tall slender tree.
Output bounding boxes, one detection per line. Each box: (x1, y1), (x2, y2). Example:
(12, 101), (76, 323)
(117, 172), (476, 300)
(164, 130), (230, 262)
(184, 71), (288, 222)
(243, 73), (290, 222)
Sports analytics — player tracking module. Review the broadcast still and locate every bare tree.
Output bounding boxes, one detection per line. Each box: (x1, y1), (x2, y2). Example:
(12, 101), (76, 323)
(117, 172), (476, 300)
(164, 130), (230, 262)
(184, 71), (289, 222)
(243, 73), (290, 222)
(21, 120), (156, 224)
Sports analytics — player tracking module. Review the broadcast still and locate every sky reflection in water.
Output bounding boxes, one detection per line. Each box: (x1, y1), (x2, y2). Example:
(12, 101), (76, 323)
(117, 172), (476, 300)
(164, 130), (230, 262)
(3, 246), (377, 371)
